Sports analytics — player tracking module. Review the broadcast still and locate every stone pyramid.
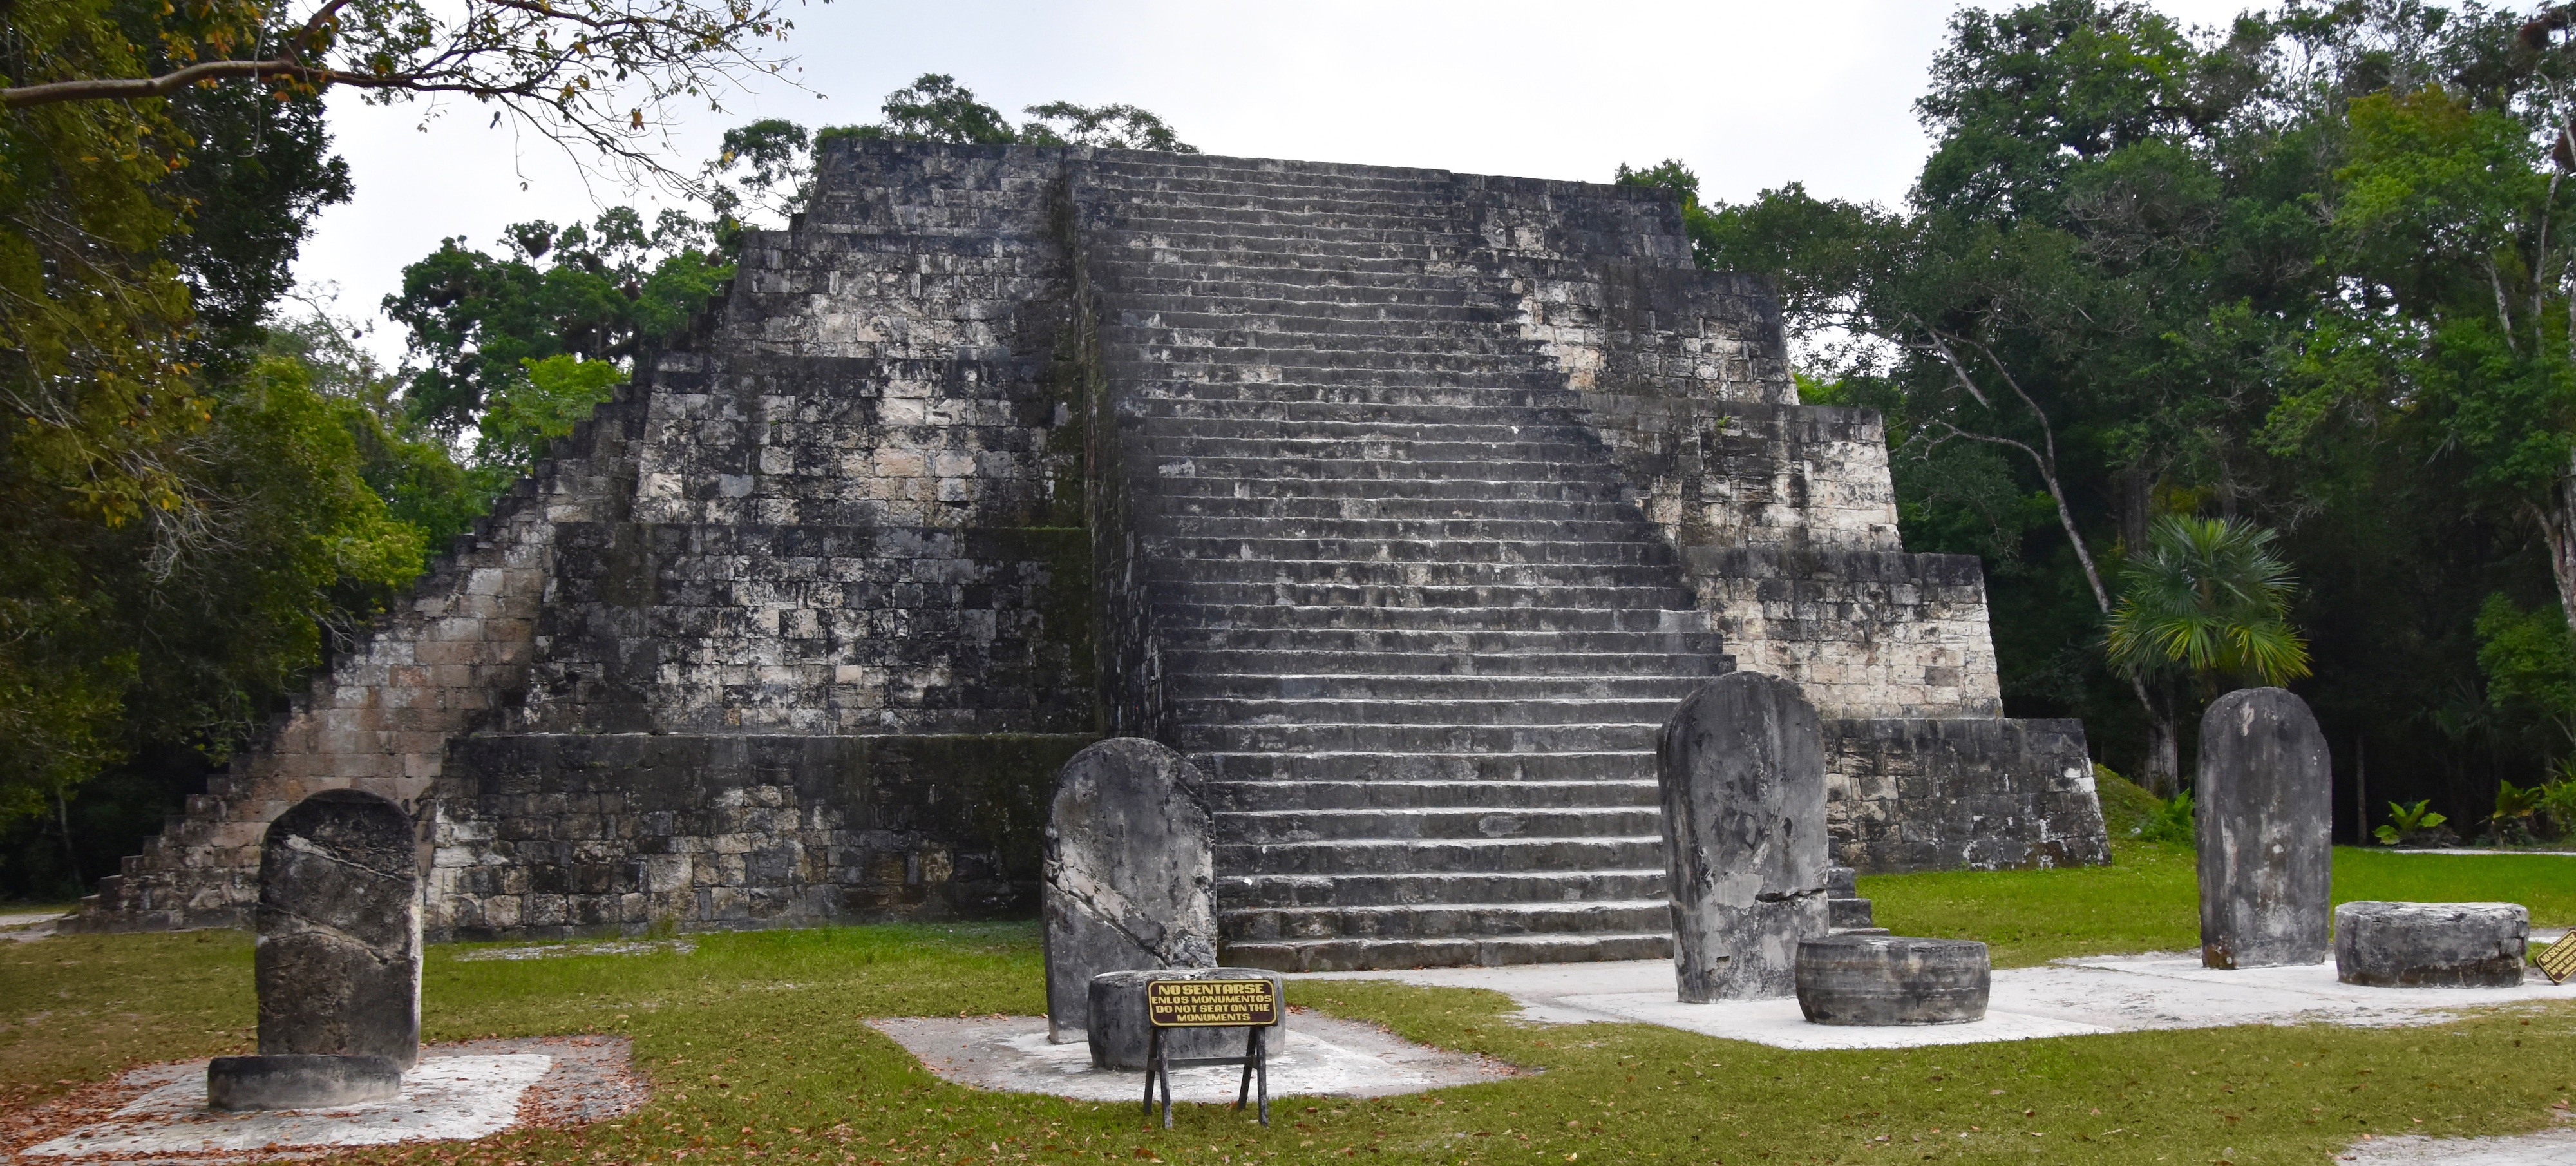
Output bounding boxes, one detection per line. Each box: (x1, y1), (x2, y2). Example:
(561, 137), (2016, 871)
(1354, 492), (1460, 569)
(73, 143), (2109, 970)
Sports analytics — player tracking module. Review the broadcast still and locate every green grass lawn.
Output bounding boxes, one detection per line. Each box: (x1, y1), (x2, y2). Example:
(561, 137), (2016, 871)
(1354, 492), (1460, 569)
(1864, 842), (2576, 967)
(3, 845), (2571, 1165)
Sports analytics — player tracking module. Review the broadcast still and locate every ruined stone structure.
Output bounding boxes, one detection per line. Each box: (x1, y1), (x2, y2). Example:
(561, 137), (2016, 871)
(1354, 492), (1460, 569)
(72, 143), (2108, 969)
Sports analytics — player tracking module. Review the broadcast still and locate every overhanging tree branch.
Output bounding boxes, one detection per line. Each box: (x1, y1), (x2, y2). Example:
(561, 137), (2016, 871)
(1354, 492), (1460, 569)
(0, 0), (804, 182)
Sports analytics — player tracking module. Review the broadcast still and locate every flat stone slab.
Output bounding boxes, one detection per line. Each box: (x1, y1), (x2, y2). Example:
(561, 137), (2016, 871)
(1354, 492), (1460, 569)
(869, 1012), (1514, 1102)
(9, 1036), (643, 1162)
(1299, 940), (2573, 1050)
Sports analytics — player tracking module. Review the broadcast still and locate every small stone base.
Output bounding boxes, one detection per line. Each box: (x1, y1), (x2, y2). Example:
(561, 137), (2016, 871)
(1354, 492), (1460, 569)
(1086, 968), (1285, 1070)
(1794, 936), (1990, 1026)
(2334, 901), (2528, 988)
(1826, 865), (1879, 931)
(205, 1055), (401, 1111)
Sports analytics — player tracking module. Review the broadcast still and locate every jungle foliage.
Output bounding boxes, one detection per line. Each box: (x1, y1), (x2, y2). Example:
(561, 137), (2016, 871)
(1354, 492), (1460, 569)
(1624, 0), (2576, 841)
(0, 66), (1192, 899)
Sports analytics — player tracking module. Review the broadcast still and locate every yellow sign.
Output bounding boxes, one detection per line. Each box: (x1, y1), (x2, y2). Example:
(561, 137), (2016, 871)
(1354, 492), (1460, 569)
(2538, 937), (2576, 986)
(1146, 978), (1280, 1027)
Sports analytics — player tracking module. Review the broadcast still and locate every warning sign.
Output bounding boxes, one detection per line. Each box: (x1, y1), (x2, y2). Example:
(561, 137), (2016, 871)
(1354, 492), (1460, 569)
(1146, 978), (1280, 1027)
(2538, 936), (2576, 985)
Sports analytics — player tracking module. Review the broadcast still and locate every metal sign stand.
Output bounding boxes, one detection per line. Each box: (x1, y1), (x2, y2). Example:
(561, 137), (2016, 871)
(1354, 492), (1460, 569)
(1142, 1023), (1268, 1129)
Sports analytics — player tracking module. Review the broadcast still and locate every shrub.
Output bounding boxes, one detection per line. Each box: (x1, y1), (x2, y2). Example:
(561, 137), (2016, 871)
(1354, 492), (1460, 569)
(2375, 799), (2451, 846)
(2138, 792), (2197, 846)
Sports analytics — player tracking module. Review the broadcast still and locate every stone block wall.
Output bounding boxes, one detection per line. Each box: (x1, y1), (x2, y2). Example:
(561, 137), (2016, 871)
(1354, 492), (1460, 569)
(1685, 547), (2003, 719)
(1824, 717), (2111, 873)
(513, 144), (1093, 740)
(1465, 178), (1792, 406)
(427, 732), (1090, 938)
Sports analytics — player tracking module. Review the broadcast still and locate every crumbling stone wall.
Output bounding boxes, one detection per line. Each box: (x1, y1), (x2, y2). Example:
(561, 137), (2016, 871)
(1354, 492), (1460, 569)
(70, 422), (627, 931)
(77, 143), (1101, 935)
(1824, 717), (2111, 872)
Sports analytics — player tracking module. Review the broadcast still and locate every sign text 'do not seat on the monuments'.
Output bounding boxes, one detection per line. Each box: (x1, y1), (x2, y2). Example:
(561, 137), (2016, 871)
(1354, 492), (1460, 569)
(1146, 978), (1280, 1028)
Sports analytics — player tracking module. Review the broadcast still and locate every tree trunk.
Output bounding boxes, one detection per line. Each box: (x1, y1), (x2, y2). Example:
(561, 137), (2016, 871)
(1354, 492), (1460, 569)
(2143, 714), (2181, 799)
(54, 788), (82, 886)
(2541, 448), (2576, 645)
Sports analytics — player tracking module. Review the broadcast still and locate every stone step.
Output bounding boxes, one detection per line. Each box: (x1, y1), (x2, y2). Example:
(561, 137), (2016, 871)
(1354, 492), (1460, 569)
(1162, 649), (1721, 678)
(1101, 218), (1472, 249)
(1197, 778), (1660, 812)
(1148, 439), (1624, 470)
(1215, 866), (1666, 910)
(1155, 602), (1713, 634)
(1110, 305), (1510, 340)
(1143, 415), (1594, 445)
(1146, 535), (1678, 568)
(1101, 200), (1466, 229)
(1115, 361), (1567, 393)
(1146, 455), (1625, 485)
(1082, 158), (1461, 196)
(1193, 750), (1659, 784)
(1150, 476), (1618, 506)
(1224, 898), (1671, 943)
(1114, 303), (1512, 333)
(1097, 265), (1501, 299)
(1227, 932), (1676, 973)
(1089, 189), (1468, 220)
(1104, 323), (1535, 359)
(1174, 673), (1712, 700)
(1140, 396), (1583, 428)
(1175, 696), (1690, 728)
(1112, 287), (1508, 317)
(1219, 932), (1674, 974)
(1215, 807), (1663, 845)
(1177, 722), (1660, 754)
(1153, 557), (1690, 588)
(1090, 249), (1488, 282)
(1161, 500), (1638, 529)
(1151, 581), (1698, 611)
(1215, 834), (1664, 877)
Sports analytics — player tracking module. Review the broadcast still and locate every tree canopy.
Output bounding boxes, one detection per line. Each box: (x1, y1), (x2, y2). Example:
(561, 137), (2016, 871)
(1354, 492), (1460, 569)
(1667, 0), (2576, 828)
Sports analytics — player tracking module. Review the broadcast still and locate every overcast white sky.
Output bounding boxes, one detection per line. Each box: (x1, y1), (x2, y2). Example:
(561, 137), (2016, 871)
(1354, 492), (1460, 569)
(294, 0), (2264, 361)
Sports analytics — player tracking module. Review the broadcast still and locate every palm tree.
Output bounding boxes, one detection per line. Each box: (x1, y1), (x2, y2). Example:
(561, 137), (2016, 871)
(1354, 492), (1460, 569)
(2107, 515), (2312, 796)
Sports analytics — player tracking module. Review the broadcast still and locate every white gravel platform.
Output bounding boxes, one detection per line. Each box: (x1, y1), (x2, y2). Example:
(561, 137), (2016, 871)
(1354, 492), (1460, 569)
(869, 1011), (1515, 1104)
(1296, 945), (2575, 1050)
(16, 1054), (551, 1159)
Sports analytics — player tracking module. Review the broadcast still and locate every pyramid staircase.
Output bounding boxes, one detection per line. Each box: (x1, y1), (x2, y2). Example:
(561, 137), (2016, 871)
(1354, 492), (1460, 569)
(1074, 155), (1732, 971)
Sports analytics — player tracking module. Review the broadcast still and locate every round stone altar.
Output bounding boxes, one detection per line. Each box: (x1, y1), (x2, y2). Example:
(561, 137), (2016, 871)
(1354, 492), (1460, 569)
(2333, 901), (2528, 988)
(1794, 935), (1991, 1026)
(1086, 968), (1287, 1070)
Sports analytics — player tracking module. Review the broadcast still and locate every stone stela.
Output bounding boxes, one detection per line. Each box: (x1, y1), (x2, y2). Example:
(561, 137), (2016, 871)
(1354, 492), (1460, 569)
(1041, 738), (1218, 1044)
(1658, 672), (1832, 1002)
(2196, 687), (2333, 970)
(207, 790), (423, 1111)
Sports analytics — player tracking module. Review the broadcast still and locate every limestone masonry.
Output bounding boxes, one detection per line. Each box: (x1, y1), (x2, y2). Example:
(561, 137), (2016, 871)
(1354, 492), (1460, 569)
(71, 142), (2110, 970)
